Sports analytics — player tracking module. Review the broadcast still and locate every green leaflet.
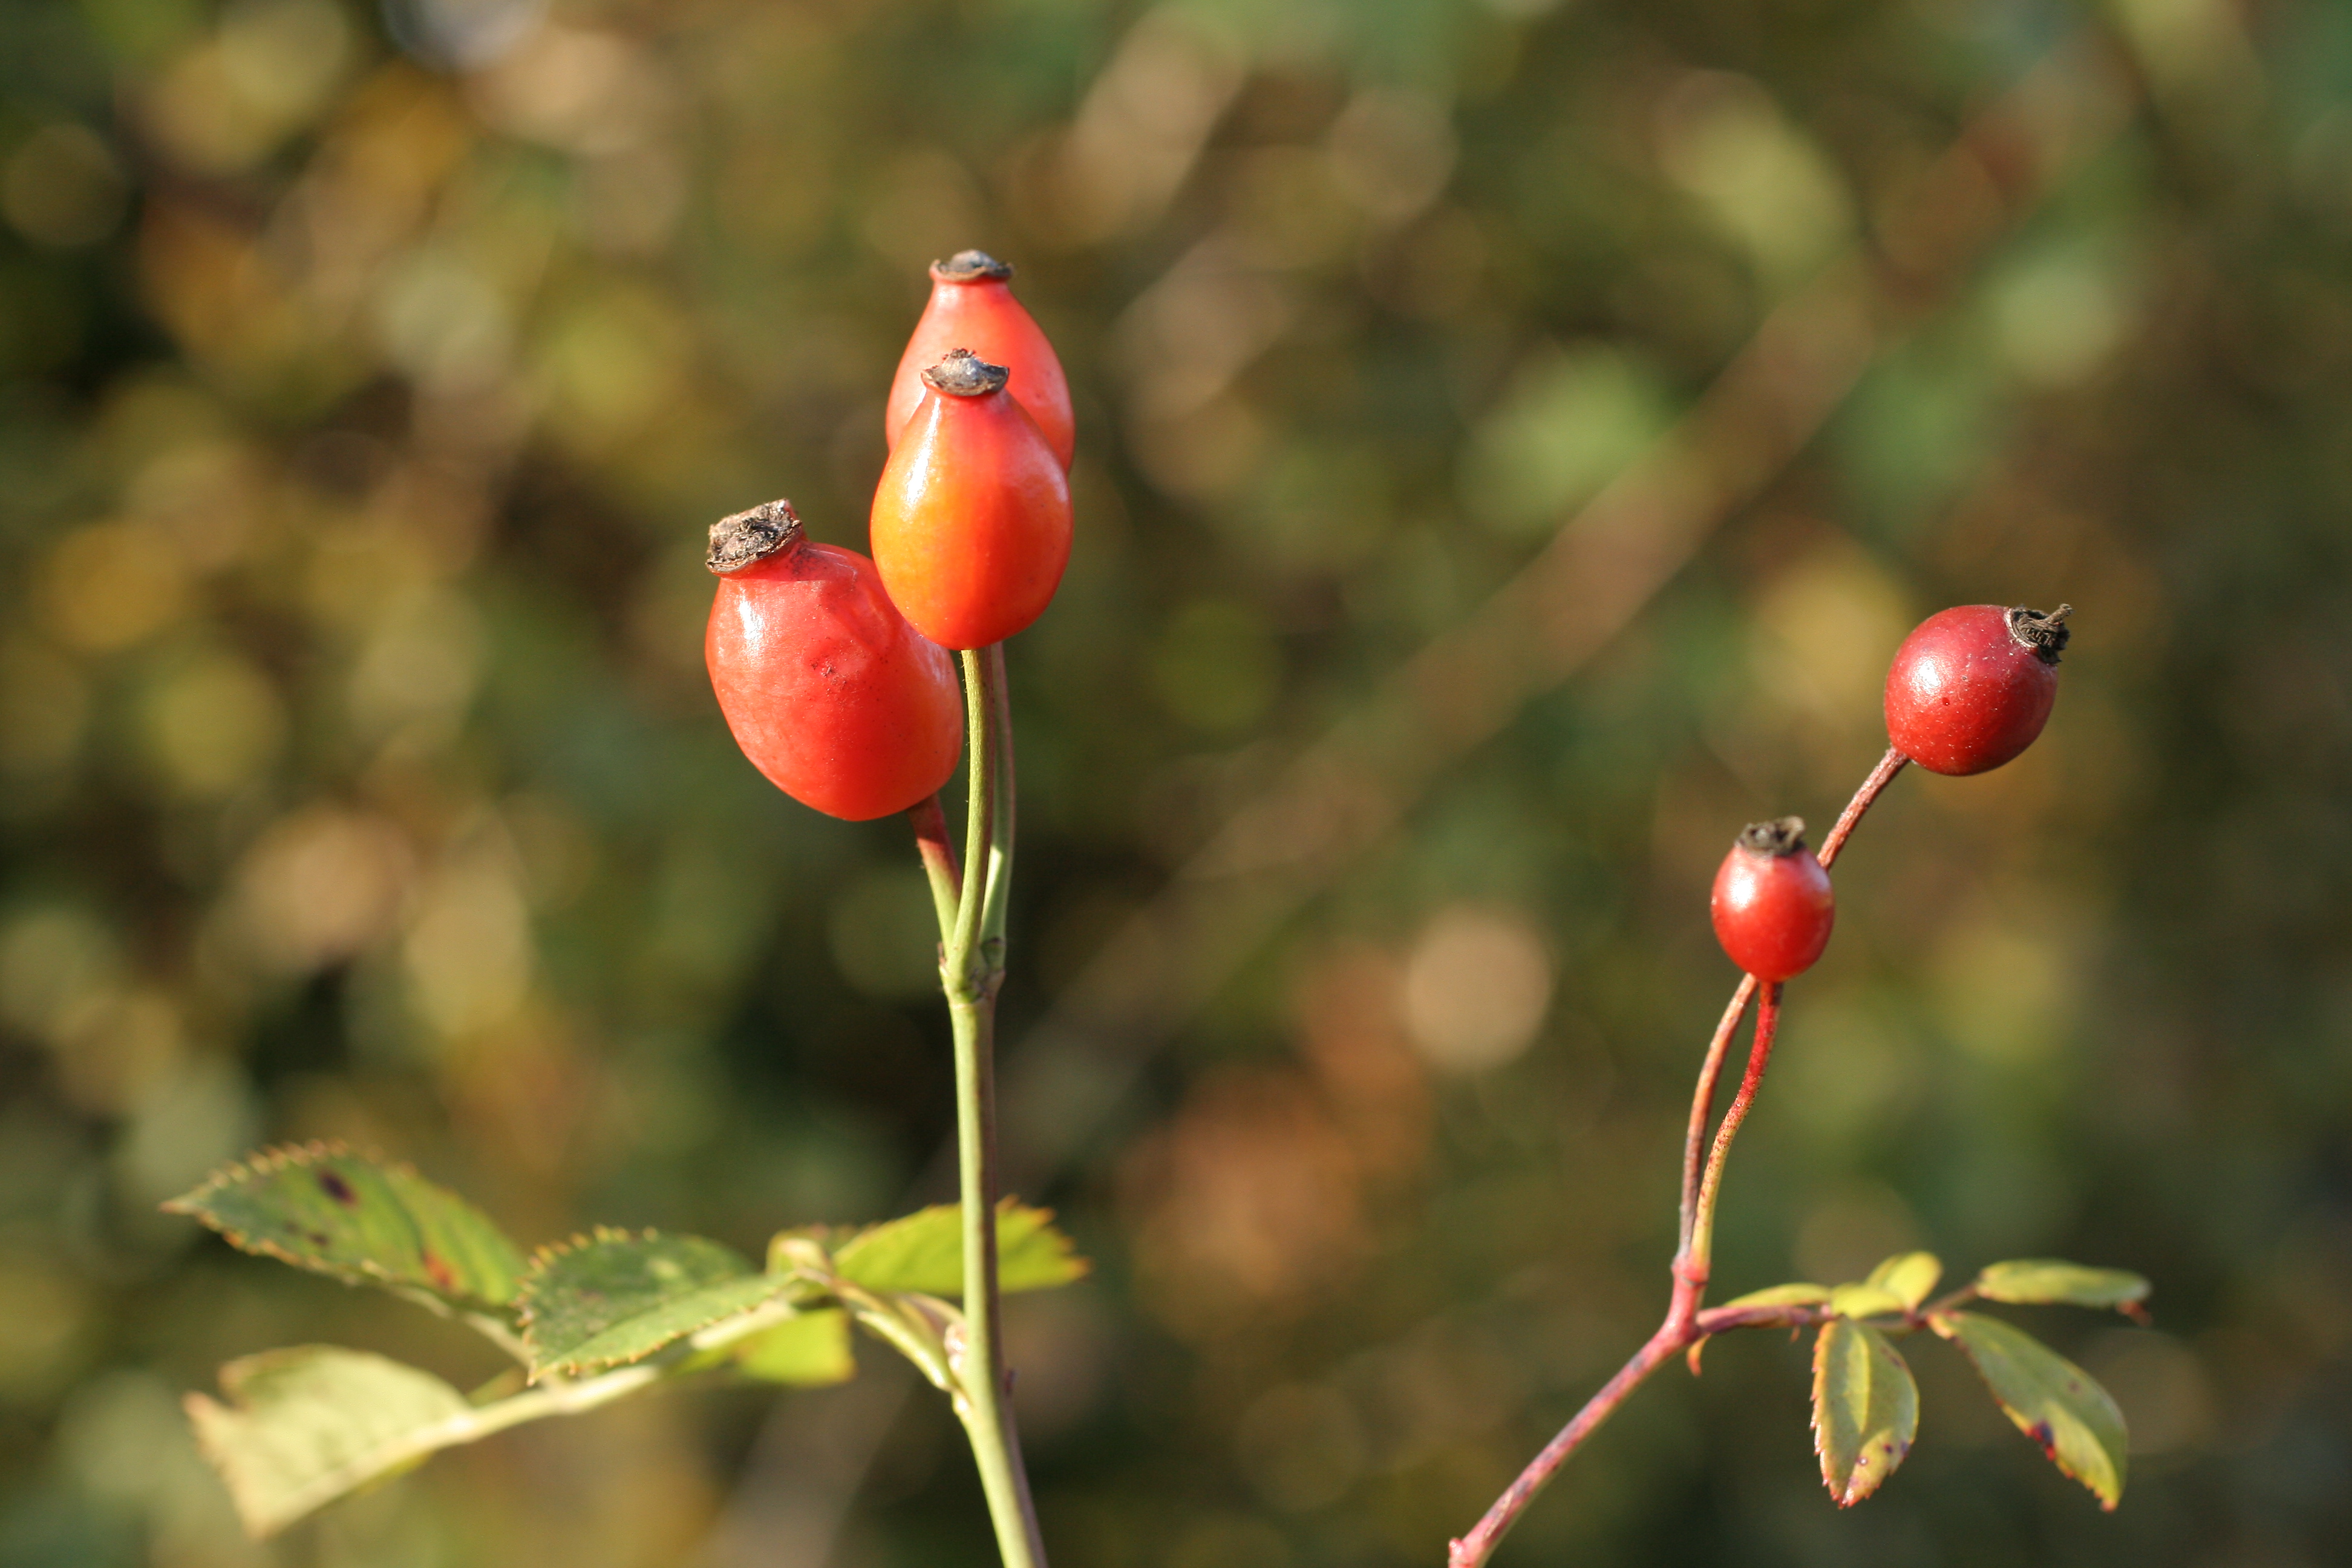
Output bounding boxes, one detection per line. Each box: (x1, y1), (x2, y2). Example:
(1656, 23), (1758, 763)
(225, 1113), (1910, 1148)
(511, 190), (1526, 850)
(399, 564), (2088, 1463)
(831, 1200), (1088, 1296)
(1811, 1319), (1918, 1506)
(1828, 1282), (1908, 1320)
(1717, 1282), (1832, 1311)
(520, 1230), (790, 1379)
(1975, 1259), (2151, 1312)
(1932, 1310), (2128, 1509)
(186, 1346), (472, 1538)
(733, 1308), (856, 1386)
(165, 1143), (528, 1311)
(1863, 1252), (1942, 1310)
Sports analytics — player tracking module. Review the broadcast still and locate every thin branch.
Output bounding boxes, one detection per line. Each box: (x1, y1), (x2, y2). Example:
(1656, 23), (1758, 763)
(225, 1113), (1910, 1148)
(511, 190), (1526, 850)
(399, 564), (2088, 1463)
(940, 647), (1046, 1568)
(1686, 983), (1783, 1270)
(1671, 977), (1759, 1313)
(1446, 1323), (1688, 1568)
(1817, 746), (1908, 871)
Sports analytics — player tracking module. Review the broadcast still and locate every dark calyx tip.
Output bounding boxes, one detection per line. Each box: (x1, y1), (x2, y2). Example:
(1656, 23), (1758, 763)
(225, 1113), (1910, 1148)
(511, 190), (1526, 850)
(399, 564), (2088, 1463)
(923, 348), (1010, 397)
(934, 249), (1013, 282)
(2007, 603), (2074, 664)
(1737, 816), (1809, 857)
(707, 498), (803, 573)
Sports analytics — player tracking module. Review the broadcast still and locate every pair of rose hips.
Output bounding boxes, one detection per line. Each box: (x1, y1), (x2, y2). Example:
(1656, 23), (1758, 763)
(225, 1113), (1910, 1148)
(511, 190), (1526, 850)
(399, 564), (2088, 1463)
(1710, 603), (2072, 980)
(704, 252), (1074, 820)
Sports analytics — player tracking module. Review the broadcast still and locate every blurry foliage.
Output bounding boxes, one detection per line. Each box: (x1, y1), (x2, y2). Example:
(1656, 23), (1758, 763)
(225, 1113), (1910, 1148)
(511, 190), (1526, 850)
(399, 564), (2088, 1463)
(0, 0), (2349, 1564)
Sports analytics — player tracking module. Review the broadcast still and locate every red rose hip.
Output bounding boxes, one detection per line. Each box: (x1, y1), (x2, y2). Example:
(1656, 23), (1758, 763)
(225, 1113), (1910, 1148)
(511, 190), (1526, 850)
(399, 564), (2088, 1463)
(1883, 604), (2071, 776)
(705, 499), (963, 821)
(886, 250), (1074, 471)
(871, 350), (1072, 650)
(1711, 817), (1835, 982)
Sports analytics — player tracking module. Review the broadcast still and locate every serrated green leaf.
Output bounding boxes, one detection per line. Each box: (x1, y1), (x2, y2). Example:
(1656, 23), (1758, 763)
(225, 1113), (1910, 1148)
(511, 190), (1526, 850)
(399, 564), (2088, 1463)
(733, 1308), (855, 1386)
(520, 1230), (788, 1379)
(186, 1347), (472, 1538)
(1932, 1310), (2128, 1509)
(164, 1143), (527, 1311)
(1975, 1259), (2151, 1312)
(1811, 1319), (1918, 1506)
(1864, 1252), (1942, 1310)
(832, 1200), (1088, 1296)
(1719, 1282), (1833, 1311)
(1829, 1282), (1907, 1319)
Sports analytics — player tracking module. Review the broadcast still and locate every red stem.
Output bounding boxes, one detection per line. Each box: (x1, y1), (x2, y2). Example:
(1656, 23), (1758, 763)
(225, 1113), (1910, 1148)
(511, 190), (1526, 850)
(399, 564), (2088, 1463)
(910, 793), (962, 932)
(1446, 1322), (1689, 1568)
(1670, 977), (1757, 1317)
(1687, 984), (1782, 1261)
(1817, 746), (1907, 871)
(1449, 744), (1911, 1567)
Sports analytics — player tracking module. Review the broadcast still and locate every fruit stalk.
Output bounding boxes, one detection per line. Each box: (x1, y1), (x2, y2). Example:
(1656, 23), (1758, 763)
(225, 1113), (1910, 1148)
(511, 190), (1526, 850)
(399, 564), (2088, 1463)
(1817, 746), (1908, 869)
(939, 645), (1045, 1568)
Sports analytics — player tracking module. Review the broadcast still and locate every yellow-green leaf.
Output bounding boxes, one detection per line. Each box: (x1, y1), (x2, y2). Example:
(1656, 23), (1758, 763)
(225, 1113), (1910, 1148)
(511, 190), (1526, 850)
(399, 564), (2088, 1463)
(1718, 1282), (1832, 1311)
(520, 1230), (789, 1379)
(186, 1346), (471, 1538)
(1864, 1252), (1942, 1310)
(1811, 1319), (1918, 1506)
(164, 1143), (527, 1311)
(1828, 1282), (1907, 1319)
(832, 1200), (1088, 1296)
(1932, 1311), (2128, 1509)
(1975, 1259), (2151, 1312)
(733, 1308), (855, 1386)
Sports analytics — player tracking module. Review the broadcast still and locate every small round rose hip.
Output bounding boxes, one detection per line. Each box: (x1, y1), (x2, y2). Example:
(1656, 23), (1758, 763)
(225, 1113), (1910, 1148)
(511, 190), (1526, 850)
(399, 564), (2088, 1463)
(1883, 603), (2071, 776)
(1711, 817), (1835, 982)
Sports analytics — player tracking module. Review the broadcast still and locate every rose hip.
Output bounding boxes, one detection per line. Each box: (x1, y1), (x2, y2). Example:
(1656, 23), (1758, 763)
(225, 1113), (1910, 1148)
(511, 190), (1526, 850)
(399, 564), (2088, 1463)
(705, 499), (963, 821)
(1883, 604), (2071, 776)
(886, 250), (1074, 471)
(870, 350), (1072, 651)
(1710, 817), (1835, 982)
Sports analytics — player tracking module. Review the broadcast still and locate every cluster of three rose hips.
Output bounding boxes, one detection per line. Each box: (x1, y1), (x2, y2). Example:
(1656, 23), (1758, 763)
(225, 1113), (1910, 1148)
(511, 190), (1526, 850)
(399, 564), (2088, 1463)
(1712, 601), (2073, 979)
(705, 251), (1074, 822)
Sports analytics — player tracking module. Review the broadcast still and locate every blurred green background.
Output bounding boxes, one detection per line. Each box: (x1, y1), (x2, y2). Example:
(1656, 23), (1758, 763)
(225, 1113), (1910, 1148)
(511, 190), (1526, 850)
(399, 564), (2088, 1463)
(3, 0), (2349, 1563)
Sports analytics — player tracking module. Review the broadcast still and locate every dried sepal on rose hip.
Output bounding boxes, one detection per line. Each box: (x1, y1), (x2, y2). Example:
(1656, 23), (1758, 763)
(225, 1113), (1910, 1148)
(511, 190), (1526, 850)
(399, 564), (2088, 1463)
(1711, 816), (1835, 982)
(704, 498), (963, 822)
(886, 249), (1074, 471)
(870, 348), (1073, 651)
(1884, 604), (2071, 776)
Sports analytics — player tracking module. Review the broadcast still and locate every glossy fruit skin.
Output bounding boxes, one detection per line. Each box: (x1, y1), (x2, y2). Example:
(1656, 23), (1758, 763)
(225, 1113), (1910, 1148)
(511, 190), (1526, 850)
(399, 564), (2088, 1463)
(1711, 832), (1835, 982)
(706, 533), (962, 822)
(871, 374), (1072, 650)
(1884, 605), (2062, 776)
(886, 256), (1074, 471)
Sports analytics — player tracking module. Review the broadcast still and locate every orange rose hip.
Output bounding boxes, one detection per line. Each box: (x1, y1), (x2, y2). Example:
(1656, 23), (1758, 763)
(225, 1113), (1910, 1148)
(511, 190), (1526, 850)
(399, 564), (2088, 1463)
(870, 350), (1073, 650)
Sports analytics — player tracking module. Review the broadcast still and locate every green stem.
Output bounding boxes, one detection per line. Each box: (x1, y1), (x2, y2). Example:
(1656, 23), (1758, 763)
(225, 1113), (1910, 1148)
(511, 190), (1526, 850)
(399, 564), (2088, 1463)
(939, 645), (1045, 1568)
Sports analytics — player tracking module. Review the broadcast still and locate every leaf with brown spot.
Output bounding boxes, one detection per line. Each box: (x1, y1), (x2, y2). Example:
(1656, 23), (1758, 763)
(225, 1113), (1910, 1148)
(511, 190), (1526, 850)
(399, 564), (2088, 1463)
(1931, 1310), (2128, 1509)
(165, 1143), (527, 1312)
(1811, 1318), (1919, 1506)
